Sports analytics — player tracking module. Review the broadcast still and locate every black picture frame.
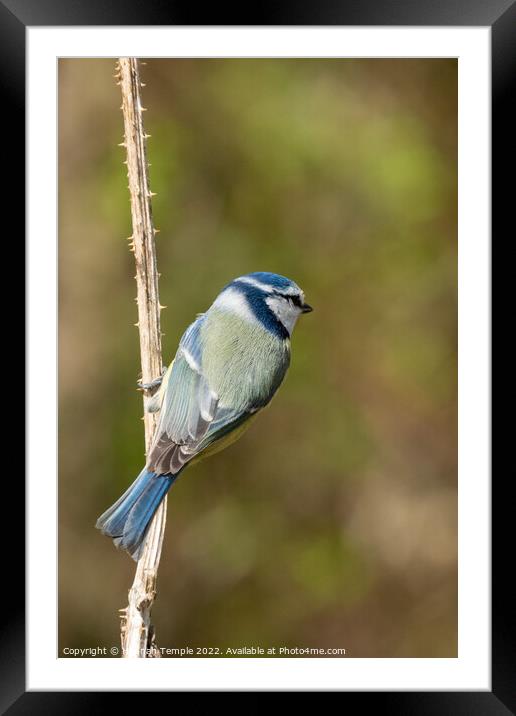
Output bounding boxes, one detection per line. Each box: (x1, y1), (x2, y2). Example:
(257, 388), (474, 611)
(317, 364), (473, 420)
(6, 0), (510, 710)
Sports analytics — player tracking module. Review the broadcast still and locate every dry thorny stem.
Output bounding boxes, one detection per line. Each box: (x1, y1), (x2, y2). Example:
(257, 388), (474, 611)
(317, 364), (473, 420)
(116, 57), (167, 659)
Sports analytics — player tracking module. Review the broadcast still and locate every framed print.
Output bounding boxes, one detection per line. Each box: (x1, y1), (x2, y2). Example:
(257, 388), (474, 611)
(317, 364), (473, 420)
(7, 0), (512, 709)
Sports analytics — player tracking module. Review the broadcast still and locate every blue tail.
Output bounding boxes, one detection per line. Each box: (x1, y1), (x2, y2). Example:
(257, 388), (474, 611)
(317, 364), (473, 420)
(96, 469), (176, 561)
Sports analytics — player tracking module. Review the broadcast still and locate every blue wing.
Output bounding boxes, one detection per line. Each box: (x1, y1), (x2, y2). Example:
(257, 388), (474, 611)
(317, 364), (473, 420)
(147, 315), (251, 475)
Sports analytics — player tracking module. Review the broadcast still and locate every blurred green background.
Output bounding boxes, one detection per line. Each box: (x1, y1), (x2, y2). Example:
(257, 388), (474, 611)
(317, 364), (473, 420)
(58, 58), (457, 657)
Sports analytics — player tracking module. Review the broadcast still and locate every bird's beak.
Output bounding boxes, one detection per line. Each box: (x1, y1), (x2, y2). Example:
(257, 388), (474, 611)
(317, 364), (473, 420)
(301, 303), (313, 313)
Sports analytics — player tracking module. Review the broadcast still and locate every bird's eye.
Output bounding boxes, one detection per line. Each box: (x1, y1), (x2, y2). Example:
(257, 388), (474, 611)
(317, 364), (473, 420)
(274, 291), (303, 308)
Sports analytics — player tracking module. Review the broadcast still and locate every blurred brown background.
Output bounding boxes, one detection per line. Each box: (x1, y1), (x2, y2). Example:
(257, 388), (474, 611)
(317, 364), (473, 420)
(58, 58), (457, 657)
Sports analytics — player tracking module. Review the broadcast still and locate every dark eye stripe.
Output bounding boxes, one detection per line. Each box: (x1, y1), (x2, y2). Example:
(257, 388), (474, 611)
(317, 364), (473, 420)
(275, 291), (302, 308)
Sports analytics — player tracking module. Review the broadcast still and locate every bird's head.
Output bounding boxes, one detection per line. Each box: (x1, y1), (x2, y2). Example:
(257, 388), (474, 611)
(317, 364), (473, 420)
(214, 272), (313, 338)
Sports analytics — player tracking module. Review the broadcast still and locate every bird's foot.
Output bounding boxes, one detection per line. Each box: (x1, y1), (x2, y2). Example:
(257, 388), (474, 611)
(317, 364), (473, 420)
(137, 365), (167, 392)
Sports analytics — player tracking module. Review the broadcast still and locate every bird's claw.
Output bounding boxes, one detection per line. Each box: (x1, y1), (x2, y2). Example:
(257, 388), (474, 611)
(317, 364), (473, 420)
(137, 365), (167, 392)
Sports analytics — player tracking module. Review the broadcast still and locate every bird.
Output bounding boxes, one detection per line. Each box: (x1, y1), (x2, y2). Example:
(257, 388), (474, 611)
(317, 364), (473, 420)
(96, 271), (313, 560)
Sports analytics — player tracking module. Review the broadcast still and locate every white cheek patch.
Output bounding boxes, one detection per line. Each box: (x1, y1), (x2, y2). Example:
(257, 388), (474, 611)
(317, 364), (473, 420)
(213, 287), (260, 324)
(265, 296), (301, 335)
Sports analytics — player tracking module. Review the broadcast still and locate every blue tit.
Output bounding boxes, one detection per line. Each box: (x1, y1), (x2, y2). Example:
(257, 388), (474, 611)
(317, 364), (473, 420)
(96, 272), (313, 560)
